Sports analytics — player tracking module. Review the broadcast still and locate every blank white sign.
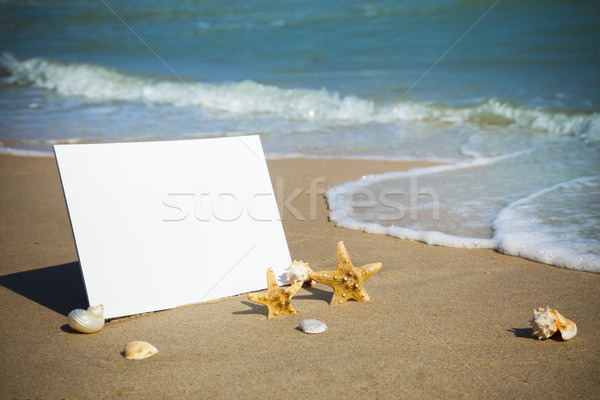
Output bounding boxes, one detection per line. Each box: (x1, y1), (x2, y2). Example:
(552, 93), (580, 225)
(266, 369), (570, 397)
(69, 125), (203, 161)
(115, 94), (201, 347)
(54, 136), (291, 319)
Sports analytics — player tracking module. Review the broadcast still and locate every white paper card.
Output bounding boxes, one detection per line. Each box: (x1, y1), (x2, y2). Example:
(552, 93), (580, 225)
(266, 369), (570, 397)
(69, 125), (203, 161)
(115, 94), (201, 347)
(54, 136), (290, 319)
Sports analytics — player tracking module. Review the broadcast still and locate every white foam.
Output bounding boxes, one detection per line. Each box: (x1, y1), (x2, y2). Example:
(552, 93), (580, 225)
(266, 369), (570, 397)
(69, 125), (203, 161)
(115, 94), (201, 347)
(327, 162), (600, 273)
(330, 150), (531, 188)
(0, 146), (54, 157)
(493, 176), (600, 273)
(336, 217), (497, 249)
(2, 52), (598, 138)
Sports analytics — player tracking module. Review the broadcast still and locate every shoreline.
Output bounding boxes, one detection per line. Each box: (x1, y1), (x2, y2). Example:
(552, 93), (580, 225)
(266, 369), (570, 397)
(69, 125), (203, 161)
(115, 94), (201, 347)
(1, 153), (599, 398)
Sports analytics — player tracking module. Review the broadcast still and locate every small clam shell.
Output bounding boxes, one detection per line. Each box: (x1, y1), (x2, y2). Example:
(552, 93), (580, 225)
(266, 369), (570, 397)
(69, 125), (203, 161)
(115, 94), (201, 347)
(297, 319), (327, 334)
(67, 305), (105, 334)
(124, 341), (158, 360)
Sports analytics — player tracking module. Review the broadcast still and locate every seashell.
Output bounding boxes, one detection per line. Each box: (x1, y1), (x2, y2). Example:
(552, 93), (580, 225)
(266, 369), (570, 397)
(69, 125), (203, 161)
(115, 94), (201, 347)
(67, 304), (105, 333)
(529, 307), (557, 340)
(297, 319), (327, 334)
(529, 307), (577, 340)
(124, 341), (158, 360)
(552, 309), (577, 340)
(285, 260), (314, 286)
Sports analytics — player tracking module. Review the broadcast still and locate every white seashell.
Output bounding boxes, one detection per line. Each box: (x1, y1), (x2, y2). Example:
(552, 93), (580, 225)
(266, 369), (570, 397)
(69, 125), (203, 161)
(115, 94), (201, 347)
(297, 319), (327, 334)
(529, 307), (577, 340)
(67, 305), (105, 333)
(285, 260), (314, 286)
(124, 341), (159, 360)
(529, 307), (557, 340)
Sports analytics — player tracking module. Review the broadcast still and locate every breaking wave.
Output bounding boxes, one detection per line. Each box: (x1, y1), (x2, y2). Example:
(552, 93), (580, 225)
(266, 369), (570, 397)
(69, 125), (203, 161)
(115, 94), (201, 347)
(1, 52), (598, 139)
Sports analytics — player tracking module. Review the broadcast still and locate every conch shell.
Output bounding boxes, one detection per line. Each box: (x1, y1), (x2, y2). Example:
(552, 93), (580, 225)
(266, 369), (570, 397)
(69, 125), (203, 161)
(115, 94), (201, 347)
(67, 305), (105, 333)
(285, 260), (314, 286)
(124, 341), (159, 360)
(529, 307), (577, 340)
(552, 309), (577, 340)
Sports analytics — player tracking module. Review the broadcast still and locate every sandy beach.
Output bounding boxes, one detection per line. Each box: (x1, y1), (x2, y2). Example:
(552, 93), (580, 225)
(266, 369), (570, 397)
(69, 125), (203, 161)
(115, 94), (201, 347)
(1, 153), (599, 399)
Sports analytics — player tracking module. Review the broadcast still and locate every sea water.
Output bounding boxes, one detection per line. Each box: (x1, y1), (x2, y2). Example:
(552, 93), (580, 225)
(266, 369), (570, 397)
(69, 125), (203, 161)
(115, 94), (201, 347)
(1, 0), (598, 272)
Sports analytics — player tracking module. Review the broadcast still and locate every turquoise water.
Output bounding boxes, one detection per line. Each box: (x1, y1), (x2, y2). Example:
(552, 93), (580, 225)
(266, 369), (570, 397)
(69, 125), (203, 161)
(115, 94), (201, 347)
(1, 0), (599, 271)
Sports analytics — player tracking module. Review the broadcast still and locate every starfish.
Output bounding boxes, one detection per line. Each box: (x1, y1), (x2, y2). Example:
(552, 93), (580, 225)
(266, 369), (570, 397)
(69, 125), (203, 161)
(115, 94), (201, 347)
(310, 241), (382, 305)
(247, 268), (303, 318)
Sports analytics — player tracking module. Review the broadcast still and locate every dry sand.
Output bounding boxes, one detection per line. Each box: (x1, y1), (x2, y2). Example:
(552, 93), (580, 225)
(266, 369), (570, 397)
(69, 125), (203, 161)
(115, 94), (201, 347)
(1, 154), (599, 399)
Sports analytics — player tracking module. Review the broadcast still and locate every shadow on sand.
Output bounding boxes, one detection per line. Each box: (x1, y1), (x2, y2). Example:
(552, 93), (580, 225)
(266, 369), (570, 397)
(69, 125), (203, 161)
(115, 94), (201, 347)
(294, 285), (332, 304)
(233, 301), (269, 317)
(0, 261), (87, 316)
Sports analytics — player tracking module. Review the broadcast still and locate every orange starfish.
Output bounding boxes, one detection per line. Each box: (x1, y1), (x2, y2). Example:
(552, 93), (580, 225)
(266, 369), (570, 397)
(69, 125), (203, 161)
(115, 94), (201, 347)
(247, 268), (303, 318)
(310, 241), (382, 305)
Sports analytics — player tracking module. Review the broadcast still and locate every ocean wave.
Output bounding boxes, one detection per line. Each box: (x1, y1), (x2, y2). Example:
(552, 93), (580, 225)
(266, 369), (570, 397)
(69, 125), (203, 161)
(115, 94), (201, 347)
(327, 163), (600, 273)
(493, 176), (600, 273)
(382, 99), (599, 139)
(0, 146), (53, 157)
(326, 156), (507, 249)
(1, 52), (598, 139)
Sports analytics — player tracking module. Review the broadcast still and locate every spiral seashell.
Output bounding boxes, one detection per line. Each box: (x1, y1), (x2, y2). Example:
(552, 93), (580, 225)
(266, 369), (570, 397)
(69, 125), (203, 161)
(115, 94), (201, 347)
(67, 305), (105, 334)
(552, 309), (577, 340)
(285, 260), (314, 286)
(124, 341), (159, 360)
(529, 307), (557, 340)
(529, 307), (577, 340)
(297, 319), (327, 334)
